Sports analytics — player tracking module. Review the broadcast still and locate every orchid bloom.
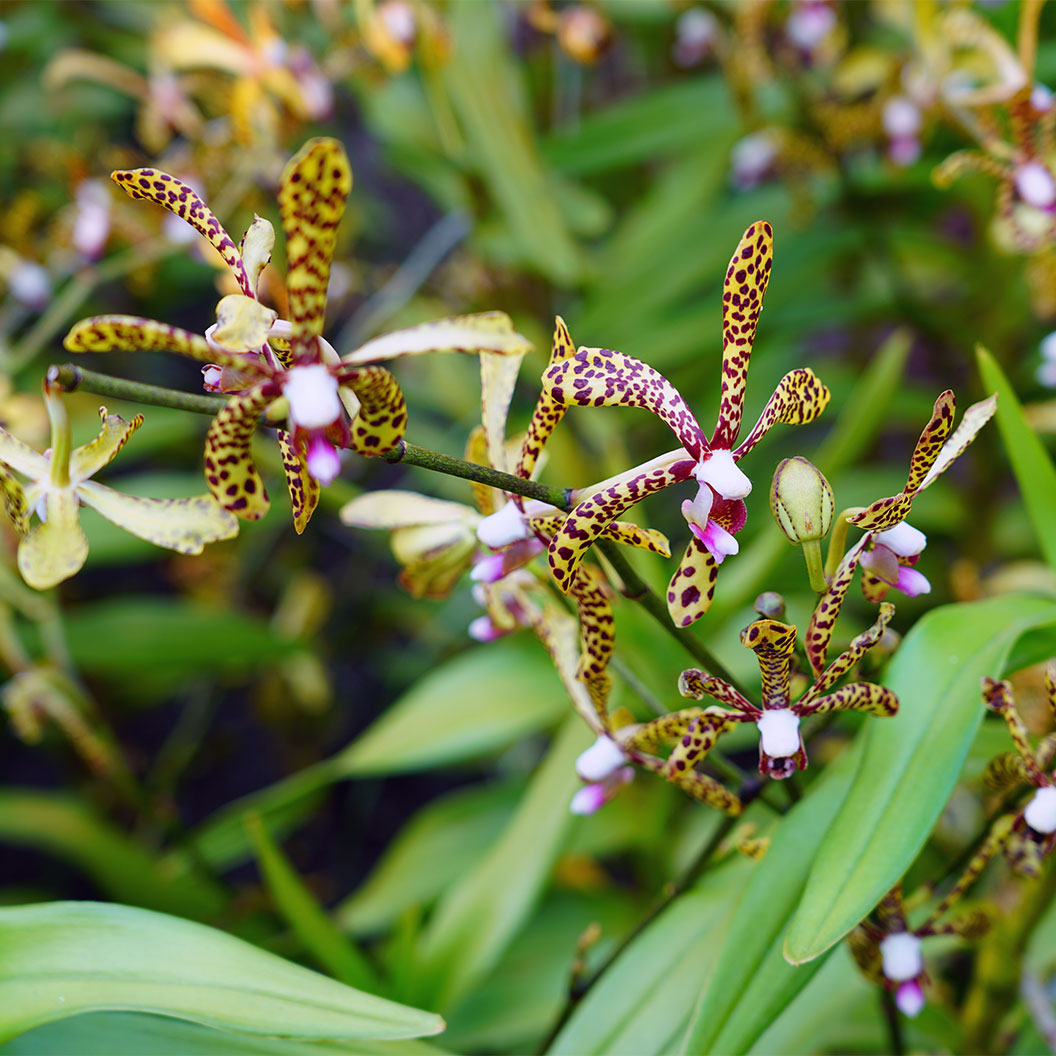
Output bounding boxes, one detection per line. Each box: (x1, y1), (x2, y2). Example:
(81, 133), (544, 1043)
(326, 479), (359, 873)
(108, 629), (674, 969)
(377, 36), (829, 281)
(0, 374), (238, 590)
(541, 222), (830, 627)
(982, 670), (1056, 877)
(850, 884), (988, 1019)
(64, 138), (531, 534)
(676, 605), (897, 780)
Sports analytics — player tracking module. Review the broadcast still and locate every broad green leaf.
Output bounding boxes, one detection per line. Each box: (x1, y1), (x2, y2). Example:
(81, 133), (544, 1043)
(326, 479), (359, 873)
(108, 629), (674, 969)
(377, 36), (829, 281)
(549, 856), (757, 1055)
(331, 641), (571, 776)
(680, 742), (862, 1055)
(245, 813), (378, 991)
(0, 902), (444, 1042)
(785, 595), (1056, 964)
(0, 1011), (444, 1055)
(412, 718), (591, 1011)
(977, 346), (1056, 570)
(0, 791), (225, 921)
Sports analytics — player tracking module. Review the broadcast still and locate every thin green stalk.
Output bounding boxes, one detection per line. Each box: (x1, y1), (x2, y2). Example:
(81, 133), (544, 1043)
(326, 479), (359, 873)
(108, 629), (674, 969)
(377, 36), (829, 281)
(51, 363), (228, 415)
(824, 507), (862, 580)
(801, 539), (827, 594)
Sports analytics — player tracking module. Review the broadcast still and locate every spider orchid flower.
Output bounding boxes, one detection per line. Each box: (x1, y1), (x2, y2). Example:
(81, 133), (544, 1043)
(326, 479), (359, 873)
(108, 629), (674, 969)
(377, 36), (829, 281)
(850, 884), (989, 1019)
(541, 221), (830, 627)
(0, 374), (238, 590)
(677, 604), (897, 780)
(64, 138), (531, 533)
(982, 670), (1056, 877)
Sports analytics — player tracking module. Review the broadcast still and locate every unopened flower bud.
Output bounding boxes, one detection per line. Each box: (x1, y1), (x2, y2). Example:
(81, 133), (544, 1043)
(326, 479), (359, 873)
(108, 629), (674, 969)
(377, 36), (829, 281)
(769, 457), (833, 543)
(753, 591), (786, 621)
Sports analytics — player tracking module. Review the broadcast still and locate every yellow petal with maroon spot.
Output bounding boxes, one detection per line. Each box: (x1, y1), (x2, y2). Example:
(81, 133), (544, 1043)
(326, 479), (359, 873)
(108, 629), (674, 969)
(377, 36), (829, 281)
(516, 316), (576, 481)
(568, 565), (615, 682)
(847, 492), (915, 532)
(917, 393), (997, 493)
(0, 463), (28, 536)
(64, 315), (244, 368)
(799, 602), (894, 707)
(70, 407), (144, 483)
(277, 430), (319, 535)
(77, 481), (239, 552)
(669, 767), (743, 814)
(805, 535), (872, 677)
(543, 348), (708, 459)
(713, 220), (774, 449)
(548, 459), (695, 594)
(678, 669), (757, 713)
(17, 488), (89, 590)
(741, 618), (796, 709)
(343, 312), (532, 366)
(527, 512), (670, 558)
(666, 536), (718, 628)
(278, 138), (351, 351)
(203, 388), (271, 519)
(344, 366), (407, 456)
(904, 389), (956, 495)
(110, 168), (252, 295)
(798, 681), (898, 717)
(463, 425), (499, 516)
(666, 711), (740, 781)
(734, 367), (831, 459)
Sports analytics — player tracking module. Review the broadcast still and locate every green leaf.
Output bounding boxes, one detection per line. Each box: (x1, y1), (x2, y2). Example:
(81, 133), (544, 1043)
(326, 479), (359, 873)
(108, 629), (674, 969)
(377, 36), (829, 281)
(977, 346), (1056, 570)
(245, 813), (378, 991)
(0, 902), (445, 1043)
(411, 718), (591, 1011)
(679, 742), (862, 1055)
(785, 595), (1056, 964)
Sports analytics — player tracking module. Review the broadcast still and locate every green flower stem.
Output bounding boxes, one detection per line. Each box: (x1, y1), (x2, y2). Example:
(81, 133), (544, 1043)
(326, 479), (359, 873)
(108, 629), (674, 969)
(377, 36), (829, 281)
(801, 539), (827, 595)
(824, 507), (864, 580)
(51, 363), (228, 415)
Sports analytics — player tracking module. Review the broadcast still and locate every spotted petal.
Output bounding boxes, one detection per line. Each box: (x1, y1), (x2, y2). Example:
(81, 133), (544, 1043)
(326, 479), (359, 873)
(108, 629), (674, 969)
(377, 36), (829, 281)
(516, 316), (576, 481)
(547, 459), (696, 594)
(464, 425), (499, 516)
(805, 534), (872, 677)
(278, 138), (351, 352)
(342, 312), (532, 366)
(204, 388), (272, 519)
(568, 565), (615, 683)
(528, 513), (671, 558)
(678, 669), (757, 713)
(344, 367), (407, 455)
(741, 619), (797, 709)
(534, 604), (610, 735)
(917, 393), (997, 493)
(0, 463), (28, 535)
(713, 220), (774, 449)
(70, 407), (144, 484)
(799, 602), (895, 706)
(734, 368), (831, 459)
(64, 315), (243, 368)
(481, 350), (524, 474)
(666, 537), (719, 628)
(797, 681), (898, 717)
(17, 488), (88, 590)
(666, 711), (741, 781)
(277, 430), (320, 535)
(544, 348), (708, 460)
(110, 169), (252, 295)
(0, 428), (49, 478)
(77, 481), (238, 552)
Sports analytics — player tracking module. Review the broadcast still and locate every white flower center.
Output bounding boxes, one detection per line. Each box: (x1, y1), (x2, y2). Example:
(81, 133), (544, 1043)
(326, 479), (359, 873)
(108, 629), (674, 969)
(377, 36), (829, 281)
(283, 365), (341, 430)
(575, 735), (627, 783)
(476, 499), (554, 549)
(880, 931), (923, 983)
(756, 709), (801, 757)
(1033, 84), (1055, 112)
(1024, 785), (1056, 834)
(694, 449), (751, 500)
(882, 96), (922, 139)
(1015, 162), (1056, 209)
(874, 521), (926, 558)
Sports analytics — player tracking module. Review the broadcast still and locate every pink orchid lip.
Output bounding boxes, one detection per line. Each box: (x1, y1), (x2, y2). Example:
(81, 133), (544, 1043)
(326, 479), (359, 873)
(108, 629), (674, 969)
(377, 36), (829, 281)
(895, 979), (925, 1018)
(688, 518), (740, 564)
(306, 433), (342, 485)
(894, 566), (931, 598)
(468, 615), (506, 643)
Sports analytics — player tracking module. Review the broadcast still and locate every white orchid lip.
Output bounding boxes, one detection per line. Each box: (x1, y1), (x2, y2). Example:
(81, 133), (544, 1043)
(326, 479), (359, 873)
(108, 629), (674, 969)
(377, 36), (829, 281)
(284, 365), (342, 430)
(476, 499), (554, 549)
(680, 481), (715, 531)
(575, 735), (627, 783)
(1015, 161), (1056, 209)
(882, 96), (922, 138)
(1024, 785), (1056, 834)
(874, 521), (926, 558)
(694, 449), (751, 500)
(756, 709), (801, 758)
(880, 931), (923, 982)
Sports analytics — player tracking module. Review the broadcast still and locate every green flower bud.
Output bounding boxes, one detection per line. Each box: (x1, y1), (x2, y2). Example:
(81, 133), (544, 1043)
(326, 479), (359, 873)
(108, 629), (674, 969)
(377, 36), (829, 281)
(754, 591), (786, 621)
(769, 457), (834, 544)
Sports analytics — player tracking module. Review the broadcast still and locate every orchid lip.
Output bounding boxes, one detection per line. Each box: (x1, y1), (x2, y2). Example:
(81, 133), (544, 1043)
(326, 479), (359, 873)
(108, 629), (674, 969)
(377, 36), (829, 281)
(880, 931), (923, 982)
(1024, 786), (1056, 834)
(693, 449), (751, 500)
(874, 521), (926, 558)
(756, 708), (801, 757)
(284, 364), (342, 431)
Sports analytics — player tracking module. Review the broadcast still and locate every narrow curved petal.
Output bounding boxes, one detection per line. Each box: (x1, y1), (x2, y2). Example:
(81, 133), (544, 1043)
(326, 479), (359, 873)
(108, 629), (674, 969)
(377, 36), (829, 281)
(904, 390), (956, 494)
(741, 619), (797, 708)
(344, 366), (407, 455)
(0, 463), (29, 535)
(203, 388), (272, 519)
(544, 348), (708, 459)
(340, 489), (477, 529)
(917, 394), (997, 493)
(713, 220), (774, 448)
(277, 430), (320, 535)
(398, 538), (477, 599)
(70, 408), (144, 483)
(622, 708), (706, 752)
(805, 534), (872, 677)
(666, 536), (718, 628)
(733, 367), (831, 459)
(669, 767), (743, 814)
(239, 215), (275, 295)
(342, 312), (532, 366)
(799, 602), (895, 706)
(568, 565), (616, 683)
(0, 429), (49, 479)
(110, 169), (252, 295)
(797, 681), (899, 717)
(64, 315), (243, 367)
(527, 512), (671, 558)
(678, 669), (757, 713)
(666, 712), (741, 781)
(278, 138), (351, 351)
(481, 350), (524, 474)
(533, 604), (611, 735)
(983, 677), (1047, 782)
(516, 316), (576, 481)
(547, 459), (696, 594)
(847, 492), (915, 532)
(464, 425), (499, 516)
(77, 481), (239, 552)
(17, 488), (88, 590)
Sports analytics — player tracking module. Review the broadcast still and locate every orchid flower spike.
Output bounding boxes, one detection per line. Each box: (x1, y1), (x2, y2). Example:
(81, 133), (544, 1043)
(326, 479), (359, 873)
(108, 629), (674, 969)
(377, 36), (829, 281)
(541, 222), (830, 627)
(677, 604), (897, 780)
(982, 671), (1056, 877)
(0, 374), (237, 590)
(64, 138), (531, 534)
